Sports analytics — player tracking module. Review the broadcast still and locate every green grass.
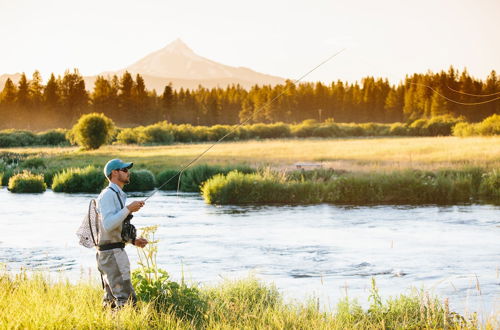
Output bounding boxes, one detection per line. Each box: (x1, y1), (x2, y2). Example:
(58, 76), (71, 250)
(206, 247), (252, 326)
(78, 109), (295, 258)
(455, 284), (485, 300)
(7, 170), (47, 193)
(0, 269), (492, 329)
(201, 168), (499, 205)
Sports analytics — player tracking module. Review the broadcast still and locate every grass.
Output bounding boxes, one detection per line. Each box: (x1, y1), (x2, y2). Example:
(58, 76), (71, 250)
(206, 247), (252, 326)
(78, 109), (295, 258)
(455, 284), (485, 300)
(1, 136), (499, 173)
(201, 168), (499, 205)
(0, 269), (493, 329)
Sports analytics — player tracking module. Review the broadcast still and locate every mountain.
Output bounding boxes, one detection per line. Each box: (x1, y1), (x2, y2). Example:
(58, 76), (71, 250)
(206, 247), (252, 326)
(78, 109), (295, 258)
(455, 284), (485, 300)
(1, 39), (286, 91)
(98, 39), (285, 90)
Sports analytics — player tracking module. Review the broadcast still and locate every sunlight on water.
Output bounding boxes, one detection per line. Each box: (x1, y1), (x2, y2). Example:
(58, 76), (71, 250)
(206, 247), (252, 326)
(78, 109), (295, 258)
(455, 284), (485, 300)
(1, 187), (499, 318)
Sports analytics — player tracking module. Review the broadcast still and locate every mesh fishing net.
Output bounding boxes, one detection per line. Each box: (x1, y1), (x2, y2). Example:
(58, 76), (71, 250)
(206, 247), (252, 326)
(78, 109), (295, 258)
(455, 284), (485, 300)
(76, 199), (99, 248)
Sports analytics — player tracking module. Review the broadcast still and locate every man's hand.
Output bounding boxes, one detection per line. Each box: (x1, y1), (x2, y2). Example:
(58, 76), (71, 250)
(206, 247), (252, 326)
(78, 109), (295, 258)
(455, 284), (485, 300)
(127, 201), (145, 213)
(134, 237), (148, 248)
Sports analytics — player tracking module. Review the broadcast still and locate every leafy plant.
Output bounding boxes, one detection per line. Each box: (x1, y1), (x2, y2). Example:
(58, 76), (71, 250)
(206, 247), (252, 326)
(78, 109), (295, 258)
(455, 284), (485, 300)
(132, 226), (208, 323)
(69, 113), (115, 150)
(8, 170), (46, 193)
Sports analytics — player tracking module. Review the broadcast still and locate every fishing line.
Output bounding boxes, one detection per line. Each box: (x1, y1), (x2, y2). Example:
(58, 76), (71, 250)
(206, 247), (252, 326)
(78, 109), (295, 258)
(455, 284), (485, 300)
(446, 85), (500, 98)
(409, 82), (500, 106)
(143, 48), (346, 202)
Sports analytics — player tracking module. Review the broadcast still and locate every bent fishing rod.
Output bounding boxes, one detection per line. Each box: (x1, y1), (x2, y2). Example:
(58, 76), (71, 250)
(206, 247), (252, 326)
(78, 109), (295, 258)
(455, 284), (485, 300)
(142, 48), (346, 202)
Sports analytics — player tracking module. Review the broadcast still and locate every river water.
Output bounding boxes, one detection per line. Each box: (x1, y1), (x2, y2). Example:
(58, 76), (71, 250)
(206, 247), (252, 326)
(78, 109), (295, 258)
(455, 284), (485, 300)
(1, 187), (499, 320)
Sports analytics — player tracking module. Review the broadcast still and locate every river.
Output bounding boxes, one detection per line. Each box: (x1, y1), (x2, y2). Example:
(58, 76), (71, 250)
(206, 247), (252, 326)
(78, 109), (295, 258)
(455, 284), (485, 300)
(1, 187), (498, 321)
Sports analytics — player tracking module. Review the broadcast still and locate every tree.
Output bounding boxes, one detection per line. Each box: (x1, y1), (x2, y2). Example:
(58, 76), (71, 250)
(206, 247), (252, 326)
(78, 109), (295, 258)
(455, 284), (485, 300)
(60, 69), (89, 123)
(69, 113), (115, 150)
(161, 83), (174, 121)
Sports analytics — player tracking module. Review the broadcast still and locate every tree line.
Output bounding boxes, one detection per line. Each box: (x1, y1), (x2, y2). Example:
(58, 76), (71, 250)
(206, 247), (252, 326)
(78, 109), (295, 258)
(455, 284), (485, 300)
(0, 67), (498, 130)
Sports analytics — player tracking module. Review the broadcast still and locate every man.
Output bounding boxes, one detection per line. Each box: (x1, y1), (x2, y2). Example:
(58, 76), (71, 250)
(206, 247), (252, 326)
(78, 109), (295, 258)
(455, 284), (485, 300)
(96, 158), (148, 308)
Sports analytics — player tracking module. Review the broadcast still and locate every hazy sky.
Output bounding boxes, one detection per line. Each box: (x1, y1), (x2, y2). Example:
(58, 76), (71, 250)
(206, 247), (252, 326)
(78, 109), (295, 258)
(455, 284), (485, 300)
(1, 0), (499, 84)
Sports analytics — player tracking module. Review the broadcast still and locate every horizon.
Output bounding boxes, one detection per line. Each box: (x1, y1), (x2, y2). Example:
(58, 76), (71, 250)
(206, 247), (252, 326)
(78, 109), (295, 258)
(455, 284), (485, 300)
(0, 0), (499, 85)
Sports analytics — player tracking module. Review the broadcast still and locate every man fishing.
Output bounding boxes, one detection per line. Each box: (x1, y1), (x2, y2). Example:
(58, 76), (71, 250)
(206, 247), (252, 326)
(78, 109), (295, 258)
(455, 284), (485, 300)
(95, 159), (148, 309)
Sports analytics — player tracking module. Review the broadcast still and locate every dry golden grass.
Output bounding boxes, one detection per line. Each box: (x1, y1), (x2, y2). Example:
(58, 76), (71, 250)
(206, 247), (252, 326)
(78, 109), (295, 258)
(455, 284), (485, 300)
(1, 136), (499, 173)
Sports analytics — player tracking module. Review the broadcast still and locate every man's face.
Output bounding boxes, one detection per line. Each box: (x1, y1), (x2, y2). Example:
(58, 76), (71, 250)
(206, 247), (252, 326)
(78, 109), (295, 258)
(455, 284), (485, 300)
(114, 168), (130, 184)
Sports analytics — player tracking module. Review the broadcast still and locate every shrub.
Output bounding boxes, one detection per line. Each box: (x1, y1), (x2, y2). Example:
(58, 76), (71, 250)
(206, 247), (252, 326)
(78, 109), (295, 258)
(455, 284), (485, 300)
(123, 169), (156, 192)
(156, 169), (181, 190)
(476, 114), (500, 136)
(389, 123), (409, 136)
(0, 130), (38, 147)
(426, 115), (462, 136)
(137, 122), (174, 144)
(115, 128), (138, 144)
(37, 129), (69, 146)
(69, 113), (115, 150)
(52, 166), (106, 193)
(452, 122), (475, 137)
(181, 164), (254, 192)
(8, 170), (46, 193)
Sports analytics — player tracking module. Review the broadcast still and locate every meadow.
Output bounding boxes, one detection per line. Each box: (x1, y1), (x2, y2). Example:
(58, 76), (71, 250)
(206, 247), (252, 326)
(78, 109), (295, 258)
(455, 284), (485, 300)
(2, 136), (499, 173)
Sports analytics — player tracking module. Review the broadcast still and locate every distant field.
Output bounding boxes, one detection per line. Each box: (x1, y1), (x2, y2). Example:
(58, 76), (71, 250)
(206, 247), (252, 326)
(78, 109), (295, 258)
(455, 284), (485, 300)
(2, 136), (499, 173)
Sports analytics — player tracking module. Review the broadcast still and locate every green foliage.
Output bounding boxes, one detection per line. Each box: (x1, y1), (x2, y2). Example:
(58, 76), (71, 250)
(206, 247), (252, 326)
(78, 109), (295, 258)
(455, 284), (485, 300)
(156, 169), (181, 190)
(132, 226), (208, 323)
(7, 170), (46, 193)
(116, 122), (174, 145)
(453, 114), (500, 136)
(0, 130), (37, 147)
(202, 168), (497, 205)
(180, 164), (254, 192)
(479, 169), (500, 201)
(69, 113), (115, 150)
(19, 157), (46, 169)
(37, 129), (69, 146)
(51, 166), (106, 193)
(123, 169), (156, 192)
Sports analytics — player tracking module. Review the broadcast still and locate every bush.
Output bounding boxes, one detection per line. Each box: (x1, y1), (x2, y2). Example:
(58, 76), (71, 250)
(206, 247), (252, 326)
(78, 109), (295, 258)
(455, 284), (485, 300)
(69, 113), (115, 150)
(181, 164), (254, 192)
(37, 129), (69, 146)
(8, 170), (46, 193)
(156, 169), (181, 190)
(115, 128), (138, 144)
(123, 169), (156, 191)
(0, 130), (38, 147)
(476, 114), (500, 136)
(137, 122), (174, 144)
(452, 122), (474, 137)
(52, 166), (106, 193)
(389, 123), (409, 136)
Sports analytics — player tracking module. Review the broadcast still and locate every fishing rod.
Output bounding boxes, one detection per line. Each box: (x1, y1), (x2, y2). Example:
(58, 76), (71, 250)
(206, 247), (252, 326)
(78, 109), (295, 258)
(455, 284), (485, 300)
(409, 82), (500, 106)
(446, 85), (500, 98)
(143, 48), (346, 202)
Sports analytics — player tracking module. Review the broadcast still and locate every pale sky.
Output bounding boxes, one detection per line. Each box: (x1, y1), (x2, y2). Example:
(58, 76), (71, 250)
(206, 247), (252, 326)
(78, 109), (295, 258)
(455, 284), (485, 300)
(1, 0), (499, 84)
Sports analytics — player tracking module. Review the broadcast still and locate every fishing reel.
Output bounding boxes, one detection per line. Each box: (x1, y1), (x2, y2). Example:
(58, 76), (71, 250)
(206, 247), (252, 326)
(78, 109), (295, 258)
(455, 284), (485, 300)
(121, 214), (137, 243)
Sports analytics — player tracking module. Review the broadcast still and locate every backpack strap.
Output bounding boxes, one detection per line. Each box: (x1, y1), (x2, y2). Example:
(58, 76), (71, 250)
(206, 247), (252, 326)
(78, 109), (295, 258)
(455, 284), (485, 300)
(108, 186), (124, 209)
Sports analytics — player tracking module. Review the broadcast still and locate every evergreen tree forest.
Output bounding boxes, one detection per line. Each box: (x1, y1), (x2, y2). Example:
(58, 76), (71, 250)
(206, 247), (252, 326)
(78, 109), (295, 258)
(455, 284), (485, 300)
(0, 67), (498, 130)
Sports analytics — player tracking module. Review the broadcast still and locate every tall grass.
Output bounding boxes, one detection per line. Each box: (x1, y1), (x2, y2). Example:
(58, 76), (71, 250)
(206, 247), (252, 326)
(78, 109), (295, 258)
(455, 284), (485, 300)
(7, 170), (46, 193)
(0, 268), (489, 329)
(51, 166), (107, 193)
(202, 168), (498, 205)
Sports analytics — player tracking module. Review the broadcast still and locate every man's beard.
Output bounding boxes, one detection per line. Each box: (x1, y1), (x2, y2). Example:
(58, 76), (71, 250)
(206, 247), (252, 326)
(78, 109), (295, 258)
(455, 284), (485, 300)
(120, 176), (130, 184)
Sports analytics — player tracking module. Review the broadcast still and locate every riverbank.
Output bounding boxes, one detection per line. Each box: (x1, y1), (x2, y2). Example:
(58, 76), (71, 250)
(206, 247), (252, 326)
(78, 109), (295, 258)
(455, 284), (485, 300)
(0, 270), (491, 329)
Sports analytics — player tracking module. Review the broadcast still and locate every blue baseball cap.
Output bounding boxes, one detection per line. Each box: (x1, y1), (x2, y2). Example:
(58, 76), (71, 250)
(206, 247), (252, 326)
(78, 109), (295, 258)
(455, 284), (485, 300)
(104, 159), (133, 178)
